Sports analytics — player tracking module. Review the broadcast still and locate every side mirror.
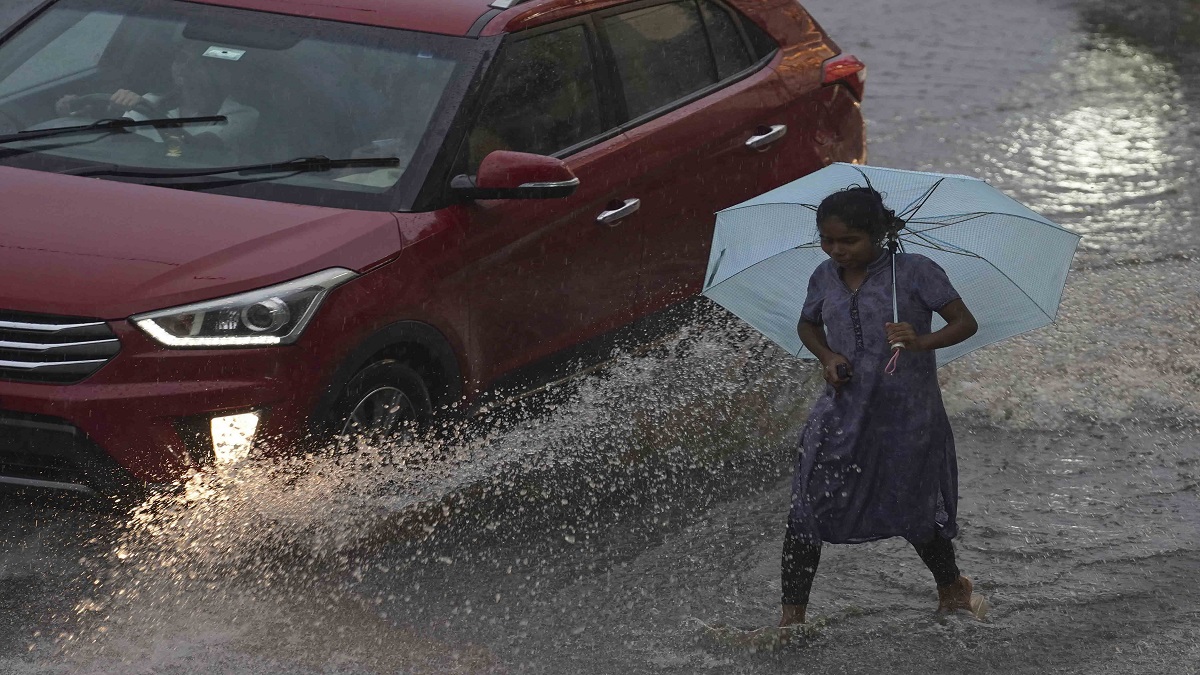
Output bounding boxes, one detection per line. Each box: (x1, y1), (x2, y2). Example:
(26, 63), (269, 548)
(451, 150), (580, 200)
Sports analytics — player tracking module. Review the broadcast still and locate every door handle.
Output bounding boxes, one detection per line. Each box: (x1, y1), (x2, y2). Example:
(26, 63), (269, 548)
(745, 124), (787, 150)
(596, 198), (640, 226)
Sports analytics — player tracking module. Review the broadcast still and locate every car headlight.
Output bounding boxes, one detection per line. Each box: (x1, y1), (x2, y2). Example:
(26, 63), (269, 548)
(132, 268), (357, 348)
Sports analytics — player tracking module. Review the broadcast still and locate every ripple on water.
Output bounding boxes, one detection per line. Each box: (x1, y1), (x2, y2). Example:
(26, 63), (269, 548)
(941, 257), (1200, 428)
(983, 36), (1199, 264)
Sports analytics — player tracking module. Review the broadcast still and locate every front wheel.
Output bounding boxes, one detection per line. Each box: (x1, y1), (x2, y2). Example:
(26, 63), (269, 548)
(329, 359), (432, 448)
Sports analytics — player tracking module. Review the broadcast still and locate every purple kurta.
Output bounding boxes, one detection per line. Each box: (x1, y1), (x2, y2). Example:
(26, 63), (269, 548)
(791, 251), (961, 545)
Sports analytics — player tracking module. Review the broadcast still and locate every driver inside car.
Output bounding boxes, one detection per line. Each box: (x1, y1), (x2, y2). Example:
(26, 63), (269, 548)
(54, 44), (259, 152)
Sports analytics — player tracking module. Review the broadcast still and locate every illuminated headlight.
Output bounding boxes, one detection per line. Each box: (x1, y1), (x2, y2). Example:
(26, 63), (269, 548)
(132, 268), (357, 347)
(211, 411), (260, 464)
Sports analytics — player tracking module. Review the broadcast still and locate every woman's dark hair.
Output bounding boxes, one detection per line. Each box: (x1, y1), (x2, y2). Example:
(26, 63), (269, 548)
(815, 186), (904, 244)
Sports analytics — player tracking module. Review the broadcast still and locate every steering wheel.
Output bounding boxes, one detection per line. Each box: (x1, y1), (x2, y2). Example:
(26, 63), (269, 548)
(64, 92), (167, 119)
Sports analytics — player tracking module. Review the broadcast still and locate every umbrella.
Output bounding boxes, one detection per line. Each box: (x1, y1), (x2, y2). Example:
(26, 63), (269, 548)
(702, 163), (1080, 366)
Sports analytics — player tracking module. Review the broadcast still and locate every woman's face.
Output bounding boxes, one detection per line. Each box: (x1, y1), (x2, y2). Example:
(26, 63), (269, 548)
(818, 216), (878, 270)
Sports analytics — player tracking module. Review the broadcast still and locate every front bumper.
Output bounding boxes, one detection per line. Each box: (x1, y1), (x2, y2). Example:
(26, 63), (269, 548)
(0, 321), (328, 491)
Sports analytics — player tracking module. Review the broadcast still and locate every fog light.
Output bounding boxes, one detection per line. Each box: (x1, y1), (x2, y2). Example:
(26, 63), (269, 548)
(210, 412), (260, 464)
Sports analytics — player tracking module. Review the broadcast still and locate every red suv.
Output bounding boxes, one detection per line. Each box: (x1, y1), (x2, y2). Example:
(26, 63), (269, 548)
(0, 0), (865, 493)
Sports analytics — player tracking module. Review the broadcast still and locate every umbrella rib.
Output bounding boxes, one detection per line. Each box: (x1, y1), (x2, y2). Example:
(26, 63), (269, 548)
(894, 176), (1076, 235)
(903, 234), (985, 259)
(705, 242), (824, 289)
(716, 201), (819, 215)
(903, 238), (1058, 323)
(718, 204), (1074, 237)
(914, 210), (1076, 235)
(907, 211), (991, 223)
(705, 248), (727, 288)
(849, 165), (947, 220)
(903, 228), (978, 255)
(897, 178), (947, 221)
(906, 212), (1069, 235)
(792, 232), (980, 260)
(905, 212), (993, 230)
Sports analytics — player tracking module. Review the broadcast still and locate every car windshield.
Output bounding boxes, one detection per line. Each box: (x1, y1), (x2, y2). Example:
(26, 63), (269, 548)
(0, 0), (486, 210)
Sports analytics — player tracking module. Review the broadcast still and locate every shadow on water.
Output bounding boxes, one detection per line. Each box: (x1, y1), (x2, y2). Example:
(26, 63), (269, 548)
(1078, 0), (1200, 64)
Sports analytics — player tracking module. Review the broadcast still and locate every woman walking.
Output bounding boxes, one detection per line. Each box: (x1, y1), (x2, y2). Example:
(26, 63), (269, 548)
(781, 185), (986, 626)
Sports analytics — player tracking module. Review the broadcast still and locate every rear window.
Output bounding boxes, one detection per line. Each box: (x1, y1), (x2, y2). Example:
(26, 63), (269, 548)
(602, 0), (770, 121)
(699, 0), (754, 79)
(603, 1), (714, 119)
(740, 6), (779, 59)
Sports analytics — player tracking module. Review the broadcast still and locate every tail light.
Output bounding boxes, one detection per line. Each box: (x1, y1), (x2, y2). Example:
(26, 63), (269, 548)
(821, 53), (866, 100)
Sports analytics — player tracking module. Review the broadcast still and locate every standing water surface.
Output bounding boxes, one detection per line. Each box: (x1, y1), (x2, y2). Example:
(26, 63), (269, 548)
(2, 0), (1199, 672)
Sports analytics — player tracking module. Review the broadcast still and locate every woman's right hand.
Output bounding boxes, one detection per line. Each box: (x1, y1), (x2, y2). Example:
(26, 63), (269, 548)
(821, 354), (852, 390)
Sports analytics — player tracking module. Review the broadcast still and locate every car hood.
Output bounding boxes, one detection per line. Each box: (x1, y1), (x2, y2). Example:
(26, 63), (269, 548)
(0, 168), (403, 319)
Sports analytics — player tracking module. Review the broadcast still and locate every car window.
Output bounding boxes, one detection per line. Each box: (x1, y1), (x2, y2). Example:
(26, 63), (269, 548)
(0, 9), (123, 97)
(467, 25), (602, 169)
(602, 1), (716, 120)
(739, 8), (779, 59)
(0, 0), (485, 211)
(698, 0), (753, 79)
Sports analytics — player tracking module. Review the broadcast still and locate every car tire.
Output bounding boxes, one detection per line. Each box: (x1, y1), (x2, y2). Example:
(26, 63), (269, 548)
(329, 359), (433, 446)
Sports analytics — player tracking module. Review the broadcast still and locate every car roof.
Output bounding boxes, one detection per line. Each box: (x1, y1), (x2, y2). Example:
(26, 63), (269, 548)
(186, 0), (501, 35)
(141, 0), (768, 38)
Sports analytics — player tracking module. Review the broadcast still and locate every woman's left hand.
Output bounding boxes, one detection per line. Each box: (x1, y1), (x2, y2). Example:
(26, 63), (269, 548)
(884, 322), (922, 350)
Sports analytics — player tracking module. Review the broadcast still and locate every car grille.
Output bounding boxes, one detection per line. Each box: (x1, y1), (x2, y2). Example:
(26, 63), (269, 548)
(0, 310), (120, 384)
(0, 410), (132, 493)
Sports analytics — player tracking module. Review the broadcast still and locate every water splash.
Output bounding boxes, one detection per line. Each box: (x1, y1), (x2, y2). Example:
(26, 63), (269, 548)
(34, 305), (819, 671)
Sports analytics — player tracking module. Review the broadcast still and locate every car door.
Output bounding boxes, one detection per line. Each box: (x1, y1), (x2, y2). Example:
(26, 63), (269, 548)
(455, 21), (644, 386)
(594, 0), (794, 313)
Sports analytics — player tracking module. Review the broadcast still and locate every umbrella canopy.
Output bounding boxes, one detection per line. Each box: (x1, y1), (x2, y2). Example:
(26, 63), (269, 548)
(702, 163), (1081, 366)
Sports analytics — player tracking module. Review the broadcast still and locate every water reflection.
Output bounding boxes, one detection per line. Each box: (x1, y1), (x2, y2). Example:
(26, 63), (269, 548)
(992, 38), (1197, 260)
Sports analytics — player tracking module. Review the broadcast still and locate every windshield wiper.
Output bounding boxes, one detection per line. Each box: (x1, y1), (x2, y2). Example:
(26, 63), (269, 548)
(0, 115), (227, 145)
(64, 155), (400, 180)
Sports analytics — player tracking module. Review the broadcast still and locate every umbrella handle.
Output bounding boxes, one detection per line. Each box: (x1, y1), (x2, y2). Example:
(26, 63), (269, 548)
(885, 344), (902, 375)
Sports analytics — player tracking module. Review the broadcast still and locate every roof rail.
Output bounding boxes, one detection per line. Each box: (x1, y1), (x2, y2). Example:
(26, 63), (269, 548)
(488, 0), (526, 8)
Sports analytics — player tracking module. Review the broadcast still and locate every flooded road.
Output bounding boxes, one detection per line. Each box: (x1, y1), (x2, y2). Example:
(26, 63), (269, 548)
(3, 0), (1199, 672)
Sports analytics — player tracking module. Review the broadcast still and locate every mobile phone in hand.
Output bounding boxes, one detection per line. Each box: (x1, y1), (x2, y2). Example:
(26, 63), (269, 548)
(836, 363), (851, 380)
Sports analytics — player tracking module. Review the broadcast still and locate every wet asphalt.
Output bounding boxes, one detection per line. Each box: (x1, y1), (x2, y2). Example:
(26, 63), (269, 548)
(3, 0), (1200, 672)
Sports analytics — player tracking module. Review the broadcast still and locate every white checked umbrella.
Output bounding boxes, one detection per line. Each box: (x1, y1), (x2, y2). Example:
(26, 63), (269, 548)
(702, 163), (1081, 366)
